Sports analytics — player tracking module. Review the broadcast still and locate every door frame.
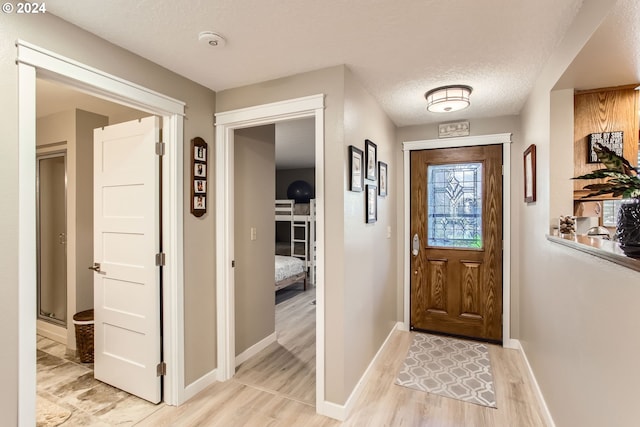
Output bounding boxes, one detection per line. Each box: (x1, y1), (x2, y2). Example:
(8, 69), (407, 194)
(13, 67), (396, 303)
(402, 133), (515, 347)
(17, 40), (186, 418)
(214, 94), (326, 412)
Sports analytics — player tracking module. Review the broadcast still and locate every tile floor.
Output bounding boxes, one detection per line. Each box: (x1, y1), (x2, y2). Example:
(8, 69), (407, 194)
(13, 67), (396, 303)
(36, 335), (163, 426)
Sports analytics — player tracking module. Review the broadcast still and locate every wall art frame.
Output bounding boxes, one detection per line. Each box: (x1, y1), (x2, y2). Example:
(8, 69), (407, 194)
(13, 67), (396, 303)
(438, 120), (470, 138)
(524, 144), (536, 203)
(191, 136), (208, 217)
(365, 139), (377, 181)
(366, 184), (377, 223)
(378, 161), (388, 197)
(587, 131), (623, 163)
(349, 145), (364, 192)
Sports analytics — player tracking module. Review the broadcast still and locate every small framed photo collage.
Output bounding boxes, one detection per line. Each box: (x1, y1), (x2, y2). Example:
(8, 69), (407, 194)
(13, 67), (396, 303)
(348, 139), (388, 224)
(191, 137), (208, 217)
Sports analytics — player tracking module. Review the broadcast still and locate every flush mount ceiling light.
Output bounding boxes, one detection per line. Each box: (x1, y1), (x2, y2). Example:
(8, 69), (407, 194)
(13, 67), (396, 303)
(424, 85), (473, 113)
(198, 31), (226, 47)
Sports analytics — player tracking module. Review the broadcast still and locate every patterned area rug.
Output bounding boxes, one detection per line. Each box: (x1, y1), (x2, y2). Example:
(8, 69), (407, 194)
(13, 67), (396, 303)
(395, 333), (497, 408)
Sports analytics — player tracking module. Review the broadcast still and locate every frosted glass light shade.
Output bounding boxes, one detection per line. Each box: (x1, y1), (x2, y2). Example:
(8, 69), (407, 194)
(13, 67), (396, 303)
(425, 85), (473, 113)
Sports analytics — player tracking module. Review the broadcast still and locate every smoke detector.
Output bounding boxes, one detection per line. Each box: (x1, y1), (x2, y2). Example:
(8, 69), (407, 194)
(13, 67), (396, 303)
(198, 31), (226, 48)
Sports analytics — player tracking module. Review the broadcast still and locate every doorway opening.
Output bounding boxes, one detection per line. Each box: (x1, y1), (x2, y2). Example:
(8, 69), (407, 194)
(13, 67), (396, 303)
(34, 79), (168, 422)
(17, 41), (186, 422)
(232, 118), (317, 405)
(214, 94), (327, 412)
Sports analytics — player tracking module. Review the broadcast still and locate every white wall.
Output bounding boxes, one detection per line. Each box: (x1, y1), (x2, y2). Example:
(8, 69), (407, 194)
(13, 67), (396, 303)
(517, 1), (640, 426)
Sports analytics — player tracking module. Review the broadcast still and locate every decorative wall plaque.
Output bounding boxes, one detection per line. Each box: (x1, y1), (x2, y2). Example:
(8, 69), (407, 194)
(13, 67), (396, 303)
(191, 137), (208, 217)
(438, 121), (470, 138)
(588, 131), (623, 163)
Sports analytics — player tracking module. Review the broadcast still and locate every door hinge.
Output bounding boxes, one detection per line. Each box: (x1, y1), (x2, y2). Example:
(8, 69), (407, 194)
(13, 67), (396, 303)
(156, 361), (167, 377)
(156, 252), (166, 266)
(156, 142), (165, 156)
(231, 260), (236, 268)
(501, 164), (504, 175)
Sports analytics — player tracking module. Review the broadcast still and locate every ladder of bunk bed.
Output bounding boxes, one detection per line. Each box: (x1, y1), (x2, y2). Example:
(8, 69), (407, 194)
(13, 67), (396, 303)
(309, 200), (316, 285)
(290, 218), (307, 262)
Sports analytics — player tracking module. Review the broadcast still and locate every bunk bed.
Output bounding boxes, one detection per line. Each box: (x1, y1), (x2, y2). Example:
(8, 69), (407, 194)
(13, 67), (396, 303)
(275, 199), (316, 286)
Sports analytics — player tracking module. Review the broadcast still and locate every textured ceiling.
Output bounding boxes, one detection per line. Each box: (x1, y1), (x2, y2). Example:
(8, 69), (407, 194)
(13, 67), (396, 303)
(555, 0), (640, 91)
(47, 0), (584, 127)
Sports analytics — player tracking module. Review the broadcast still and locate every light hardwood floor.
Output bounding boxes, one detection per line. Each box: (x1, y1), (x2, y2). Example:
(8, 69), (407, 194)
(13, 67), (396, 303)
(137, 286), (547, 427)
(234, 284), (316, 405)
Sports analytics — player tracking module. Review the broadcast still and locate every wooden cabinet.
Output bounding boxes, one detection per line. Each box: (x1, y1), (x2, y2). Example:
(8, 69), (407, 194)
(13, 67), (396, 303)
(573, 85), (639, 199)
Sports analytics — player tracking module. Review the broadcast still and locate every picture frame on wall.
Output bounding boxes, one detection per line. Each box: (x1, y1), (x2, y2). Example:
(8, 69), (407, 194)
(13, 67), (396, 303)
(365, 139), (377, 181)
(191, 136), (208, 217)
(524, 144), (536, 203)
(194, 163), (206, 177)
(378, 161), (388, 197)
(194, 179), (206, 194)
(194, 145), (207, 162)
(194, 195), (206, 210)
(366, 184), (377, 223)
(349, 145), (364, 192)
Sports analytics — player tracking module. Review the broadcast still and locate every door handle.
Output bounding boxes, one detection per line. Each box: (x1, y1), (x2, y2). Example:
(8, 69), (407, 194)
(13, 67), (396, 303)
(88, 262), (101, 273)
(412, 234), (420, 257)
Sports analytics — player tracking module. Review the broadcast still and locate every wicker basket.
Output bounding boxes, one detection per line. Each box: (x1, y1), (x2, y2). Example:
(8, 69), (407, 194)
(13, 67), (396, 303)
(73, 309), (94, 363)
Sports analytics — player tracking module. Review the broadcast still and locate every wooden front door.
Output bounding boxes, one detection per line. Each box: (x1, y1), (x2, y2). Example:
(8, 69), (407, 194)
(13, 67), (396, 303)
(410, 145), (503, 342)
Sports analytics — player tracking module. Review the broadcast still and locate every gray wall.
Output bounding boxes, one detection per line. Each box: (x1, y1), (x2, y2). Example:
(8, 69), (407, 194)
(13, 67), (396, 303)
(517, 1), (640, 426)
(276, 168), (316, 199)
(234, 125), (277, 355)
(1, 13), (216, 423)
(341, 68), (398, 401)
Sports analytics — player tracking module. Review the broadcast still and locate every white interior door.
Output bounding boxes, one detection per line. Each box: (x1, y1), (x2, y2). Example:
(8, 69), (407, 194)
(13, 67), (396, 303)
(93, 116), (161, 403)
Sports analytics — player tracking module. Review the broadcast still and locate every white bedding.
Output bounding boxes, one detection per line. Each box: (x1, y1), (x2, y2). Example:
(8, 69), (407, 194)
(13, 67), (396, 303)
(275, 255), (305, 282)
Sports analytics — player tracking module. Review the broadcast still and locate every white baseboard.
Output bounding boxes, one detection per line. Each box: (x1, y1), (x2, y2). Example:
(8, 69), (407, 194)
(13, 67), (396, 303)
(182, 368), (218, 403)
(511, 339), (556, 427)
(181, 332), (276, 404)
(37, 319), (67, 346)
(317, 321), (402, 421)
(235, 332), (277, 366)
(502, 337), (520, 350)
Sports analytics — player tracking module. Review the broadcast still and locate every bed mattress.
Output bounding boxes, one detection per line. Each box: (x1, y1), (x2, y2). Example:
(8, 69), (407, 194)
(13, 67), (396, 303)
(275, 255), (305, 282)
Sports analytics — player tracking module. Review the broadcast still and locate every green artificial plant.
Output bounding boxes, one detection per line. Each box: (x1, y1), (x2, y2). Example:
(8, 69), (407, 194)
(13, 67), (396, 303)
(573, 142), (640, 199)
